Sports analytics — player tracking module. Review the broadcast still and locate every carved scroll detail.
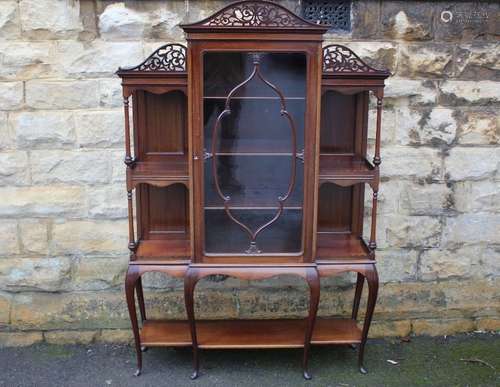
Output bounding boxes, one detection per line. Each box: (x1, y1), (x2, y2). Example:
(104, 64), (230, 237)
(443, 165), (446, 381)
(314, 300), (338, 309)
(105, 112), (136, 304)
(121, 44), (186, 72)
(323, 44), (386, 74)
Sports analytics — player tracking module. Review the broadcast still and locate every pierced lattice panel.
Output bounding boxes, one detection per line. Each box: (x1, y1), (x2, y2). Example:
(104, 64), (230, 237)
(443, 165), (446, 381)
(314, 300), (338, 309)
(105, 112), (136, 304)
(301, 0), (351, 30)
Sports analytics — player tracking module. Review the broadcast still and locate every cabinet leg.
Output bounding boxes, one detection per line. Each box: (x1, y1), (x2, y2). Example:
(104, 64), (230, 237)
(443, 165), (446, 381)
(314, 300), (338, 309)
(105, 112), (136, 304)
(184, 269), (199, 379)
(136, 276), (146, 323)
(302, 268), (320, 380)
(125, 266), (142, 376)
(358, 266), (378, 374)
(352, 272), (364, 321)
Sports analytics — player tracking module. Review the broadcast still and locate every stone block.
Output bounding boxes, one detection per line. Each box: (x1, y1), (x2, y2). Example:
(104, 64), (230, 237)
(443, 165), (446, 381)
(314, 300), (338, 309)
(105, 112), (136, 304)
(51, 220), (127, 255)
(31, 150), (112, 184)
(111, 150), (126, 182)
(0, 220), (19, 256)
(44, 330), (98, 345)
(0, 151), (30, 186)
(377, 215), (442, 249)
(455, 43), (500, 80)
(442, 214), (500, 246)
(0, 42), (54, 80)
(56, 41), (144, 78)
(397, 107), (457, 146)
(98, 2), (185, 41)
(0, 186), (86, 218)
(237, 288), (309, 319)
(71, 257), (127, 290)
(398, 44), (453, 78)
(439, 81), (500, 106)
(0, 257), (71, 292)
(444, 147), (499, 181)
(0, 332), (43, 347)
(420, 245), (500, 281)
(476, 318), (500, 332)
(453, 180), (500, 213)
(412, 318), (475, 336)
(400, 182), (452, 215)
(434, 2), (498, 42)
(26, 80), (100, 110)
(381, 146), (442, 181)
(141, 271), (183, 290)
(75, 110), (123, 148)
(352, 0), (380, 39)
(88, 185), (127, 219)
(0, 112), (16, 150)
(385, 79), (438, 106)
(13, 111), (76, 149)
(369, 320), (411, 338)
(19, 219), (48, 254)
(99, 79), (122, 108)
(19, 0), (83, 40)
(10, 291), (130, 330)
(0, 292), (11, 324)
(455, 110), (498, 145)
(376, 279), (498, 320)
(96, 329), (133, 344)
(380, 1), (434, 41)
(376, 249), (418, 283)
(0, 1), (20, 39)
(0, 82), (23, 110)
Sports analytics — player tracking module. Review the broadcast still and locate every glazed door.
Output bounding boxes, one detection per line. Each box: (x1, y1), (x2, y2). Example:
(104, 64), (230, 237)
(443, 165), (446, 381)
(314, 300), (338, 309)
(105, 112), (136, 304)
(201, 51), (307, 258)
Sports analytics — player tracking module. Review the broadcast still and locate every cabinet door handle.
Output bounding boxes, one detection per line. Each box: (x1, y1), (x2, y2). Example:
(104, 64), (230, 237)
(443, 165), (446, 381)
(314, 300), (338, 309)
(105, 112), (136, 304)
(193, 155), (199, 160)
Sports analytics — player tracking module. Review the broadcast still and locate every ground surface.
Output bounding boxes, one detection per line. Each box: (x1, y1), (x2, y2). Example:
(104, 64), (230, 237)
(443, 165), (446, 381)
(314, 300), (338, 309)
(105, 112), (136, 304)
(1, 333), (499, 386)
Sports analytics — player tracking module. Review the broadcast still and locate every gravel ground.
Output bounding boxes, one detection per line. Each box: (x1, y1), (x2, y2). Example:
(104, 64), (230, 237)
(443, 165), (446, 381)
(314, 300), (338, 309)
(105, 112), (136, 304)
(0, 333), (499, 387)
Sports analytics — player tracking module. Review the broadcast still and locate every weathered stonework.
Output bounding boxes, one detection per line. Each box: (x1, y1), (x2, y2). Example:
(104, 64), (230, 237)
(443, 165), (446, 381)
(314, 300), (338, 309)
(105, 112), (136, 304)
(0, 0), (498, 345)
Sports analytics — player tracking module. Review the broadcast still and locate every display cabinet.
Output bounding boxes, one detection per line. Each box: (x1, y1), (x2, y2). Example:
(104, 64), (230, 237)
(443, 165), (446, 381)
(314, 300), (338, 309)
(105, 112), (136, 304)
(117, 0), (389, 380)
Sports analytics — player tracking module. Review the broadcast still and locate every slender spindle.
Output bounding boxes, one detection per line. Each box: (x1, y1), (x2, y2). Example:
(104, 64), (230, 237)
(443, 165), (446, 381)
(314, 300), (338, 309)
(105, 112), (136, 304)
(127, 190), (136, 253)
(368, 191), (378, 250)
(123, 97), (134, 167)
(373, 97), (383, 167)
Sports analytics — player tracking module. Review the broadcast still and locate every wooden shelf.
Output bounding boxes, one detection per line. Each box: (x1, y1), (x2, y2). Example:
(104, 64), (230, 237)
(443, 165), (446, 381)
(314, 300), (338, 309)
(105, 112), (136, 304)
(133, 238), (190, 264)
(128, 158), (189, 187)
(140, 318), (361, 348)
(316, 233), (373, 262)
(319, 154), (376, 185)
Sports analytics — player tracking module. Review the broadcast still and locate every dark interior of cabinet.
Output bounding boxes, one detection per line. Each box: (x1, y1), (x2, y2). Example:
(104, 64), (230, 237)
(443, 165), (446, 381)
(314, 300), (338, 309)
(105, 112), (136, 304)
(317, 90), (368, 259)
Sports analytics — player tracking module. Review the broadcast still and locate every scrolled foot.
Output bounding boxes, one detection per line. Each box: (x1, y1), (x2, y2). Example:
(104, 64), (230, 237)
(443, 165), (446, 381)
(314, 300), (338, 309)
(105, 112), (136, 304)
(303, 370), (312, 380)
(190, 370), (199, 380)
(140, 346), (148, 352)
(134, 369), (141, 377)
(359, 365), (367, 374)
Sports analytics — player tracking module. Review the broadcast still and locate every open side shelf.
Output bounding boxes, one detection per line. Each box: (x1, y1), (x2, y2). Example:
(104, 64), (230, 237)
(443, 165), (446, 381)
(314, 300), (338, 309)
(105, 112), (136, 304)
(140, 318), (362, 348)
(128, 158), (189, 187)
(319, 154), (376, 185)
(133, 239), (190, 264)
(316, 234), (372, 262)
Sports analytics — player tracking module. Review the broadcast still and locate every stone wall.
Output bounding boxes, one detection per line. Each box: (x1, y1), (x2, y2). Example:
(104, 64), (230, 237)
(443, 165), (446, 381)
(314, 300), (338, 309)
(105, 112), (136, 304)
(0, 0), (498, 346)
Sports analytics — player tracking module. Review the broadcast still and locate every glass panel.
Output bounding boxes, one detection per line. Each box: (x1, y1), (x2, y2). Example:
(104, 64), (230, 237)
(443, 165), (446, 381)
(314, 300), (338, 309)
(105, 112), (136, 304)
(203, 52), (306, 255)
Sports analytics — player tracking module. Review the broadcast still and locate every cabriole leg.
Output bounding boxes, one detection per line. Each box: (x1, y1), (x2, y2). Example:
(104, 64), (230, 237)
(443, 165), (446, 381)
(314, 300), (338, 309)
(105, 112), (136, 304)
(358, 266), (379, 374)
(302, 268), (320, 380)
(125, 265), (142, 376)
(184, 269), (199, 379)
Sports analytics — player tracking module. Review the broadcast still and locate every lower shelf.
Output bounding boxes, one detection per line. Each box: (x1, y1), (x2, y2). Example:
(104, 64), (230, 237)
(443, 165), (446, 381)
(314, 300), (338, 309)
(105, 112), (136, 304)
(140, 318), (362, 348)
(133, 239), (190, 264)
(316, 233), (372, 263)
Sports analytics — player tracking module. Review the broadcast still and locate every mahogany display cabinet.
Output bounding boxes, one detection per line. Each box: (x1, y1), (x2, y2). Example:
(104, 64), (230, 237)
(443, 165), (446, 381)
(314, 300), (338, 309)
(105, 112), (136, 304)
(117, 0), (389, 380)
